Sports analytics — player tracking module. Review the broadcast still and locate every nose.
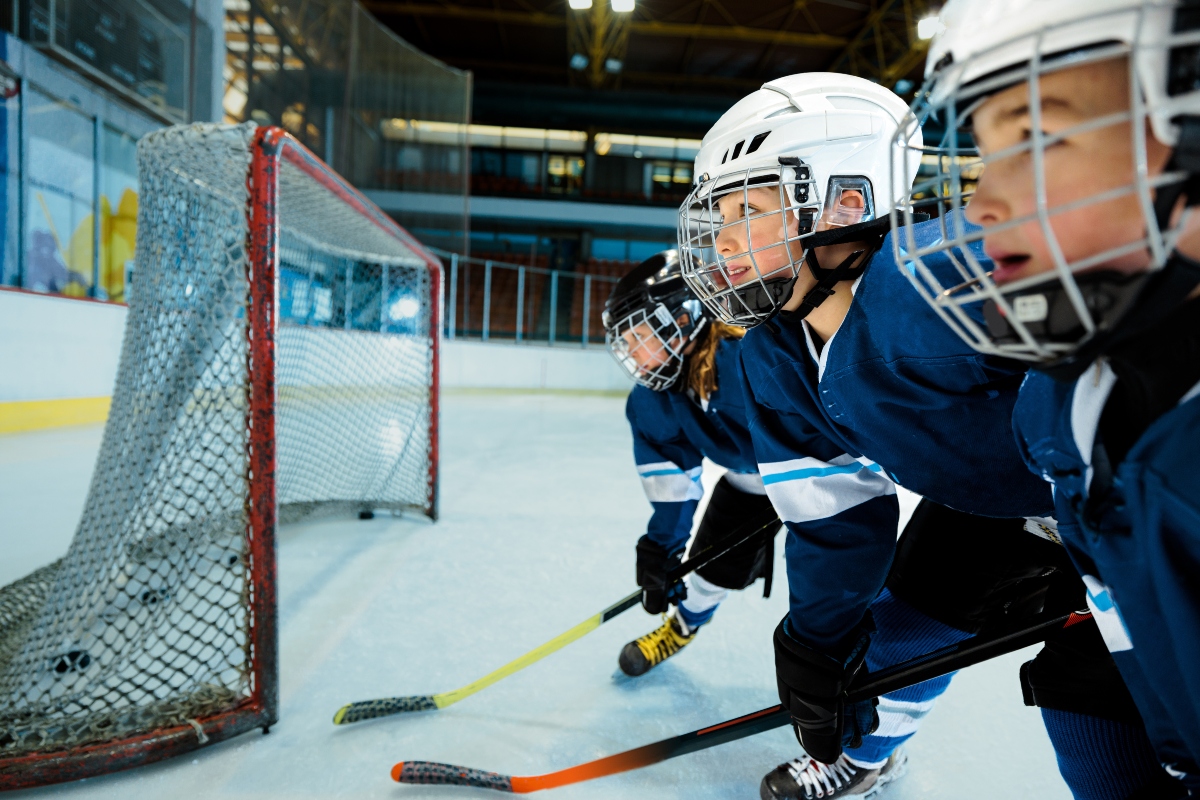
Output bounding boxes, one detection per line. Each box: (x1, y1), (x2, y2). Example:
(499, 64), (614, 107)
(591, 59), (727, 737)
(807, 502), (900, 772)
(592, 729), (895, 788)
(964, 166), (1011, 229)
(715, 217), (747, 257)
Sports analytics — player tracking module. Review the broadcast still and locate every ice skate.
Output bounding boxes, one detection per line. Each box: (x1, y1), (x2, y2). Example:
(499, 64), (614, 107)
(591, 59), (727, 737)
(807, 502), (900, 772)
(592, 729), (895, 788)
(618, 610), (696, 676)
(759, 749), (907, 800)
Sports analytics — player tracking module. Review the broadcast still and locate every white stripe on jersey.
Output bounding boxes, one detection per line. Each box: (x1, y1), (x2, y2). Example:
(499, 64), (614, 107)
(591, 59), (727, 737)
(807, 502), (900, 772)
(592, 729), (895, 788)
(759, 454), (895, 524)
(637, 462), (703, 503)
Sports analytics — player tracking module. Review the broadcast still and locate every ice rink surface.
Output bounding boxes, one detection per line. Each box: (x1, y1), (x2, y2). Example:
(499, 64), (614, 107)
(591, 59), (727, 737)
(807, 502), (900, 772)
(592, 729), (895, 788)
(1, 391), (1072, 799)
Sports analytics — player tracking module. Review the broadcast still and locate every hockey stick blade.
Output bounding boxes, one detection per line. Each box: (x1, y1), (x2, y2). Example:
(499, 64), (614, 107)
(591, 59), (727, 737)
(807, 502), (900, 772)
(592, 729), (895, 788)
(333, 591), (641, 725)
(334, 513), (780, 725)
(391, 705), (790, 793)
(390, 610), (1092, 792)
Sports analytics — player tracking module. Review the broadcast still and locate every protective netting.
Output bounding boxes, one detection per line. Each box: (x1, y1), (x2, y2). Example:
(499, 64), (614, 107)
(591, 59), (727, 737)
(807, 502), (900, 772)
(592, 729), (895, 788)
(0, 122), (435, 761)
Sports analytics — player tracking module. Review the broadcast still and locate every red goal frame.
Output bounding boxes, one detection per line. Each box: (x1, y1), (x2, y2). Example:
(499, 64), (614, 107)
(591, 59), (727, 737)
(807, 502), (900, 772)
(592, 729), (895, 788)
(0, 126), (441, 790)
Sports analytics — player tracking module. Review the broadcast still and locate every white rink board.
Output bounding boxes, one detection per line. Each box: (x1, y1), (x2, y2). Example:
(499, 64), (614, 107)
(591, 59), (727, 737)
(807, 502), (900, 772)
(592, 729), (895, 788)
(0, 392), (1070, 800)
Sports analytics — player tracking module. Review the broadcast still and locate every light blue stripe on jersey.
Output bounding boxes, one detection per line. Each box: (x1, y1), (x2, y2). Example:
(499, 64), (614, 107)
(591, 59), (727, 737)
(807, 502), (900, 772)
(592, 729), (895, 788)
(638, 462), (703, 504)
(759, 455), (894, 524)
(762, 461), (883, 485)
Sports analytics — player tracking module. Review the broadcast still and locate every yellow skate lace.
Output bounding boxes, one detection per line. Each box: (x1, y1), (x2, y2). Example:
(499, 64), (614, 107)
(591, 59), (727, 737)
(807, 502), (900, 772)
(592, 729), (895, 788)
(633, 615), (694, 666)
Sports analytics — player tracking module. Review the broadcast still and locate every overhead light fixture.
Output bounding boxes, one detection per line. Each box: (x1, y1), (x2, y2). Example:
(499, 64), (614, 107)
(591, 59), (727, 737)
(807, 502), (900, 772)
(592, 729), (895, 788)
(605, 58), (623, 74)
(917, 15), (944, 40)
(570, 53), (588, 71)
(611, 0), (634, 11)
(568, 0), (592, 8)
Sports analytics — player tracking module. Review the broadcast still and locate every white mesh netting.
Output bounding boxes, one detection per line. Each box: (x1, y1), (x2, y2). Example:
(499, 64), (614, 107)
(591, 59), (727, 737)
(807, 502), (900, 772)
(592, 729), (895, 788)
(0, 123), (435, 759)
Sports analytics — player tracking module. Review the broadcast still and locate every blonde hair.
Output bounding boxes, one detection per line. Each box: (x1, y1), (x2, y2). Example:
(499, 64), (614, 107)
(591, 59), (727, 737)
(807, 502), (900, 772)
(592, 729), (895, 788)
(686, 321), (745, 401)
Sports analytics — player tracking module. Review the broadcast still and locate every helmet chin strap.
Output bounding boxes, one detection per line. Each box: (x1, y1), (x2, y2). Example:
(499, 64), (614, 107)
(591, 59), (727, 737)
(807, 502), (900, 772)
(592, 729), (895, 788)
(791, 246), (871, 320)
(783, 215), (895, 321)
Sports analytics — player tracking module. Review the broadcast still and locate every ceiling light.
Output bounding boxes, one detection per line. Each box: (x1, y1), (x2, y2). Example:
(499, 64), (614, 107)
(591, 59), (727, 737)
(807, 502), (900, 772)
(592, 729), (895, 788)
(917, 16), (944, 40)
(611, 0), (634, 11)
(568, 0), (592, 8)
(570, 53), (588, 70)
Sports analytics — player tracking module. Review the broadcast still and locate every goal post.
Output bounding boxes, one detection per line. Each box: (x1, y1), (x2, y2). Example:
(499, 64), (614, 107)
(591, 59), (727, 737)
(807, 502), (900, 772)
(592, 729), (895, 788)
(0, 123), (441, 789)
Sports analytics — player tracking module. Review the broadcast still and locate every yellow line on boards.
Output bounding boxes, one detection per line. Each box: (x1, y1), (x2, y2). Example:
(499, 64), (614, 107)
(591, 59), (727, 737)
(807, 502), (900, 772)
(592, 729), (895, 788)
(0, 397), (111, 434)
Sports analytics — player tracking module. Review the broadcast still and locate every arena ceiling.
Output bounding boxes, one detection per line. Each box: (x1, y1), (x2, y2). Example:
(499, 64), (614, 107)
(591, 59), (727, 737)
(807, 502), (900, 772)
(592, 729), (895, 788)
(368, 0), (938, 136)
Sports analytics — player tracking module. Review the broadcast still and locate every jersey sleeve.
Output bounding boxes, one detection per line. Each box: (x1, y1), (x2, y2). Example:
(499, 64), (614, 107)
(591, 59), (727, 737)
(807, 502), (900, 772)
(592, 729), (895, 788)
(626, 391), (705, 554)
(739, 362), (900, 655)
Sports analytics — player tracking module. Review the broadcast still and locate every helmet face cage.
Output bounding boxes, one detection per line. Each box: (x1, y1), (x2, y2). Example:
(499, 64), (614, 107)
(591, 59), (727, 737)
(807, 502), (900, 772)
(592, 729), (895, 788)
(891, 3), (1196, 363)
(678, 162), (820, 328)
(604, 299), (702, 391)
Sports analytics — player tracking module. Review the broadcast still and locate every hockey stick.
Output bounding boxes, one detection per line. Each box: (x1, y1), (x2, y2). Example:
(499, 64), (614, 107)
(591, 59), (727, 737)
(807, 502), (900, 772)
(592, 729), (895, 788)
(390, 609), (1093, 792)
(333, 512), (781, 725)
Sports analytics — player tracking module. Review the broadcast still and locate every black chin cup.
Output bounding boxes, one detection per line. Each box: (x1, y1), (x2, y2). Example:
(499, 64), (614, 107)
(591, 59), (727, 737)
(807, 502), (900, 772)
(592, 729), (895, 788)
(728, 275), (799, 328)
(984, 253), (1200, 382)
(981, 270), (1148, 350)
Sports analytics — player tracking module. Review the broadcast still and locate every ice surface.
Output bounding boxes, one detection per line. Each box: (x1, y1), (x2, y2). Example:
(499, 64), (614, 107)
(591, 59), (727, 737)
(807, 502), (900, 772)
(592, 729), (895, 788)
(0, 392), (1071, 799)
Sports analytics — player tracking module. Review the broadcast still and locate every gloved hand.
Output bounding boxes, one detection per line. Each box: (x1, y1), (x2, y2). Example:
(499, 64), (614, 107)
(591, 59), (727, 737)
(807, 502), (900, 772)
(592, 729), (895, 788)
(635, 534), (687, 614)
(773, 615), (879, 764)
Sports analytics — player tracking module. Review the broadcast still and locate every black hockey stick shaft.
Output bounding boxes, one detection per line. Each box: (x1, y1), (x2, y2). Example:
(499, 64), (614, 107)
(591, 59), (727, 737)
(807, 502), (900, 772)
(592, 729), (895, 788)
(391, 610), (1093, 792)
(334, 511), (781, 724)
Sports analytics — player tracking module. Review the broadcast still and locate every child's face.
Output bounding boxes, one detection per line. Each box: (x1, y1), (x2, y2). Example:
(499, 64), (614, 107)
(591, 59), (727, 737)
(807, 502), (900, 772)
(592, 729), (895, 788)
(620, 322), (676, 374)
(618, 312), (695, 376)
(965, 57), (1173, 286)
(713, 186), (802, 288)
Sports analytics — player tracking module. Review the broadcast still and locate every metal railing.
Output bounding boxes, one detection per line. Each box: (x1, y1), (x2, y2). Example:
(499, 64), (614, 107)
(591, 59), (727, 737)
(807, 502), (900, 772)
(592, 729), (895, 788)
(432, 249), (622, 347)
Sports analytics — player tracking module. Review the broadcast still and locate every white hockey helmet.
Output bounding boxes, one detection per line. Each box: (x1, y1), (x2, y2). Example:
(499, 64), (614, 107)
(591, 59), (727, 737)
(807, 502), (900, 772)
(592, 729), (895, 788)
(679, 72), (922, 328)
(891, 0), (1200, 367)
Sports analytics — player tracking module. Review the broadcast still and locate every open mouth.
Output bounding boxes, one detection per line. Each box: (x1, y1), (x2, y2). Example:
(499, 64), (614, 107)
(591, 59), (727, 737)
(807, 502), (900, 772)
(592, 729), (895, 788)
(721, 262), (760, 286)
(989, 254), (1032, 286)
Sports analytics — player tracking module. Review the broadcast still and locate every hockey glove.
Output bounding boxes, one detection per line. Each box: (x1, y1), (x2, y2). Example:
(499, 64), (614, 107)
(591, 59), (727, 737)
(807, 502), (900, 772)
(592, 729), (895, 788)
(635, 534), (687, 614)
(773, 615), (879, 764)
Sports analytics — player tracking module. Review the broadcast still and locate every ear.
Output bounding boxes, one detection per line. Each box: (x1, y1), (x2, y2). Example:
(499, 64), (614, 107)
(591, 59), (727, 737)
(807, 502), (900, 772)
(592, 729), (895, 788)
(837, 189), (865, 209)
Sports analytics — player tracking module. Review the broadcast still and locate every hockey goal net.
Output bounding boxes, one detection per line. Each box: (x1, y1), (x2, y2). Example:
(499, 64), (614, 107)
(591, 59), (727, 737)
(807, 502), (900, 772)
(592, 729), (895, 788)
(0, 123), (440, 788)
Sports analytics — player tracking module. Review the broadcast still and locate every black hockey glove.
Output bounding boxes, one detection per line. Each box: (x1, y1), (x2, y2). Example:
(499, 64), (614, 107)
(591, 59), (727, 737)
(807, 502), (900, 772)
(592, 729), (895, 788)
(773, 615), (879, 764)
(635, 534), (687, 614)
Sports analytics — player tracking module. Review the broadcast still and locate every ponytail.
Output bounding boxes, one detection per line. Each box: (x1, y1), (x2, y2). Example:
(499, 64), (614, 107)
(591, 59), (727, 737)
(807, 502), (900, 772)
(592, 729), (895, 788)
(685, 321), (745, 402)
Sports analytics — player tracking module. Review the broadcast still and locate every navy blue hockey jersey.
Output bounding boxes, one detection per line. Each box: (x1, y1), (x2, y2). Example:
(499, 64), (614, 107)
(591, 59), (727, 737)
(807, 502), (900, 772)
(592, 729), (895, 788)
(626, 336), (761, 554)
(739, 216), (1054, 653)
(1014, 365), (1200, 785)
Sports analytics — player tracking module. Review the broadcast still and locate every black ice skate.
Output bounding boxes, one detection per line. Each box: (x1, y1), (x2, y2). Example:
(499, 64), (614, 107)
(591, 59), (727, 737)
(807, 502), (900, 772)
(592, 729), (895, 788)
(759, 748), (907, 800)
(618, 611), (696, 676)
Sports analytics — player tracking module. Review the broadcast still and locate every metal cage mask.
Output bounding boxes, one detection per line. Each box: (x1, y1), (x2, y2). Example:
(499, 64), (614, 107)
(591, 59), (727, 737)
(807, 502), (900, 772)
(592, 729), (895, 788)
(605, 298), (706, 391)
(891, 3), (1200, 364)
(678, 162), (821, 328)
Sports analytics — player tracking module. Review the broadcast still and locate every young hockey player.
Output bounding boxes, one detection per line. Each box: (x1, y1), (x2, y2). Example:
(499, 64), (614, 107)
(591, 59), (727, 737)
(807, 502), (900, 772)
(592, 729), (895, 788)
(680, 72), (1181, 799)
(605, 251), (974, 798)
(889, 0), (1200, 789)
(602, 249), (777, 676)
